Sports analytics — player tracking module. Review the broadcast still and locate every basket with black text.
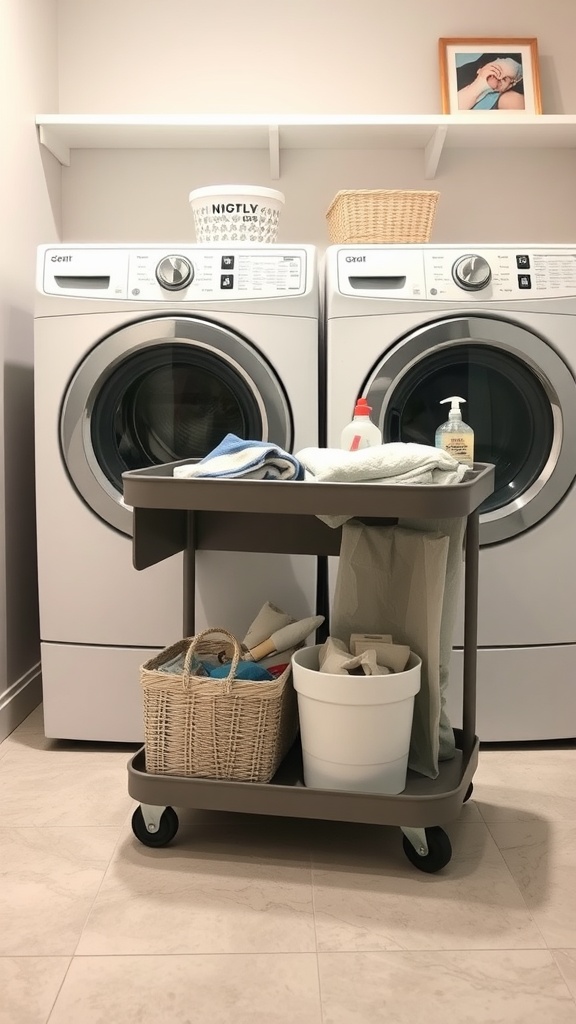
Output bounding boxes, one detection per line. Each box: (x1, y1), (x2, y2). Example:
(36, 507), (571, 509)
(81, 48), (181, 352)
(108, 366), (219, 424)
(140, 628), (298, 782)
(326, 189), (439, 244)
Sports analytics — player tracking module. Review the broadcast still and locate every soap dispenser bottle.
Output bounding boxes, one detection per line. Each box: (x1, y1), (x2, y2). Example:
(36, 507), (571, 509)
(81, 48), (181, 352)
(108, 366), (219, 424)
(341, 397), (382, 451)
(435, 396), (474, 466)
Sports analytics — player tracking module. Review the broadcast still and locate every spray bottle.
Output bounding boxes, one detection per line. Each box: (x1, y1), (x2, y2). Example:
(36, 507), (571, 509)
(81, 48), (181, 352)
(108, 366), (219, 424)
(435, 396), (474, 466)
(340, 397), (382, 451)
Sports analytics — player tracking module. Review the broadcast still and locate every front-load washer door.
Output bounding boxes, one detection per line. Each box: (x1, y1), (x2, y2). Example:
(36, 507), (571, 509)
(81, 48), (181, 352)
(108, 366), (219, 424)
(362, 314), (576, 544)
(61, 316), (292, 535)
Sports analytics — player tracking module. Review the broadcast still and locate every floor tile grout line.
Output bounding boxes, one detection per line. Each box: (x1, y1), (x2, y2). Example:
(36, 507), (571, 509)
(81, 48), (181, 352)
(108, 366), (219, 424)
(2, 946), (566, 959)
(44, 955), (74, 1024)
(310, 855), (326, 1024)
(483, 819), (551, 950)
(69, 821), (130, 958)
(548, 952), (576, 1011)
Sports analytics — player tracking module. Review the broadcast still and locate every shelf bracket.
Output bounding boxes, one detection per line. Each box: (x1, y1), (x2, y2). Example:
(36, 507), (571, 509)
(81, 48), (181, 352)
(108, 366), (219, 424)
(268, 125), (280, 180)
(424, 125), (448, 180)
(38, 125), (71, 167)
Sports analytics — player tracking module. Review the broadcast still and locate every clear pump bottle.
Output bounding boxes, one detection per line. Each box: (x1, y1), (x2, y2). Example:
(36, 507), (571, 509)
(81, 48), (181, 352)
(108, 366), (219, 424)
(435, 396), (474, 466)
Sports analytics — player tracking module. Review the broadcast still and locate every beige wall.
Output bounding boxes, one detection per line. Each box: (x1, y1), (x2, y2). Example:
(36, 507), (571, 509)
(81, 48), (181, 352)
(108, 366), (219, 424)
(55, 0), (576, 245)
(0, 0), (59, 723)
(57, 0), (575, 114)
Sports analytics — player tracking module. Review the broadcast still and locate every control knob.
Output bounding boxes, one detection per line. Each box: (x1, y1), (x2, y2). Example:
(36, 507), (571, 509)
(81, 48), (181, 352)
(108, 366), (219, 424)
(156, 255), (193, 291)
(452, 254), (492, 291)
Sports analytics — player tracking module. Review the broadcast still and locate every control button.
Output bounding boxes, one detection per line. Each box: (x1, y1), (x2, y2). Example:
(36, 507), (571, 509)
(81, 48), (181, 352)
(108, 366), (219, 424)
(221, 256), (235, 269)
(518, 274), (532, 289)
(516, 254), (530, 269)
(220, 274), (234, 289)
(155, 255), (193, 291)
(452, 254), (492, 291)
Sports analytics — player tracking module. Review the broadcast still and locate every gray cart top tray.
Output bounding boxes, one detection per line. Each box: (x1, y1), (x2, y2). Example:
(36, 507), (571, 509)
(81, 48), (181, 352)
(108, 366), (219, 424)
(123, 461), (494, 519)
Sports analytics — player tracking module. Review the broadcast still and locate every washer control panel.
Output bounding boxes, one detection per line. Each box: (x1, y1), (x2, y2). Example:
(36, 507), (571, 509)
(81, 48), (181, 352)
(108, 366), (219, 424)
(336, 246), (576, 300)
(41, 247), (308, 300)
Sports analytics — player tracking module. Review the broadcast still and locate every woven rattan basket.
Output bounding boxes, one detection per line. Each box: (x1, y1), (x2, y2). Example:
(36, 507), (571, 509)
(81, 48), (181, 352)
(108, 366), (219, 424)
(140, 628), (298, 782)
(326, 189), (439, 244)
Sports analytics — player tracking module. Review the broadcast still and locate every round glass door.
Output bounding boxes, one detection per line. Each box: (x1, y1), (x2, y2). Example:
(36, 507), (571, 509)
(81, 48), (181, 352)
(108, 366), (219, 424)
(61, 316), (292, 535)
(91, 343), (264, 490)
(363, 316), (576, 544)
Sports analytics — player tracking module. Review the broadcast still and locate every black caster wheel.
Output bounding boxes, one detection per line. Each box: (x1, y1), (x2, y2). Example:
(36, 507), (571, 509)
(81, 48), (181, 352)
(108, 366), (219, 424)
(464, 782), (474, 803)
(131, 805), (179, 848)
(402, 826), (452, 873)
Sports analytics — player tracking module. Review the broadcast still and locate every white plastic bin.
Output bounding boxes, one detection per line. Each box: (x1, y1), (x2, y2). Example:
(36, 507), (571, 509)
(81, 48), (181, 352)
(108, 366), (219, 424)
(292, 645), (421, 795)
(188, 185), (285, 242)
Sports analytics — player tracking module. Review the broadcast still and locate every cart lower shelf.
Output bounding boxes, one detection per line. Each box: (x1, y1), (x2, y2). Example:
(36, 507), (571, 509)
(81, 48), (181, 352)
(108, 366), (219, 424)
(128, 729), (478, 871)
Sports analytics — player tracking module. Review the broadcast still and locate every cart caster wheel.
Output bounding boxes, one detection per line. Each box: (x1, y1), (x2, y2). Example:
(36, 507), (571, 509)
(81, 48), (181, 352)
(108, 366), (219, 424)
(131, 805), (179, 848)
(402, 826), (452, 873)
(464, 782), (474, 803)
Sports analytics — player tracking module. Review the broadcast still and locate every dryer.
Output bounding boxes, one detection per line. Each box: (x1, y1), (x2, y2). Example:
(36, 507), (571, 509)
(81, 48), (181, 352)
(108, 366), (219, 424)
(35, 244), (319, 741)
(325, 243), (576, 742)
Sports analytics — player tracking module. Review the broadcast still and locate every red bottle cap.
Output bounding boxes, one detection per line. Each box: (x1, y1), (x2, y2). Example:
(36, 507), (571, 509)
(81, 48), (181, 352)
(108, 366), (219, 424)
(354, 397), (371, 416)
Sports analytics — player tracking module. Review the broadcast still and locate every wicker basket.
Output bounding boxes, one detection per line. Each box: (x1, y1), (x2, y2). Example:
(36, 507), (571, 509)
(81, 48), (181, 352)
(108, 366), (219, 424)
(326, 189), (439, 244)
(140, 628), (298, 783)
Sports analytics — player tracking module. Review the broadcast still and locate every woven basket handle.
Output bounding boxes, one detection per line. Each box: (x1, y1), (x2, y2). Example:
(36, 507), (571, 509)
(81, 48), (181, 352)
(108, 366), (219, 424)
(182, 628), (242, 693)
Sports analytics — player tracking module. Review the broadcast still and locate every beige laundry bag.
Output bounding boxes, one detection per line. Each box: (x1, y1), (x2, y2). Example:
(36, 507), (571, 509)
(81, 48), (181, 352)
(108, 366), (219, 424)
(331, 521), (464, 779)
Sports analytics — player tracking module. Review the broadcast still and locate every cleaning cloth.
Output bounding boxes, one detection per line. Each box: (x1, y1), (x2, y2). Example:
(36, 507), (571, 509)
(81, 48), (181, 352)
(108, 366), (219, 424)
(319, 637), (390, 676)
(173, 433), (303, 480)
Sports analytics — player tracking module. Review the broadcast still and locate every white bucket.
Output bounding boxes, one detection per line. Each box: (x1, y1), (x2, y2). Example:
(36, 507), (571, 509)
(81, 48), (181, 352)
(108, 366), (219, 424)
(292, 645), (421, 795)
(188, 184), (285, 243)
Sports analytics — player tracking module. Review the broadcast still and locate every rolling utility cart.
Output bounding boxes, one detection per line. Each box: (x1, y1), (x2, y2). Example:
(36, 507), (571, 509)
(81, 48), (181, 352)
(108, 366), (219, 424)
(123, 463), (494, 873)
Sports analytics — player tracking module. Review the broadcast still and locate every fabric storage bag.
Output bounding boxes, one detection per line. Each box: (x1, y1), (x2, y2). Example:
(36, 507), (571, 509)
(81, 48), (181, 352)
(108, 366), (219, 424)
(330, 522), (463, 779)
(140, 628), (298, 782)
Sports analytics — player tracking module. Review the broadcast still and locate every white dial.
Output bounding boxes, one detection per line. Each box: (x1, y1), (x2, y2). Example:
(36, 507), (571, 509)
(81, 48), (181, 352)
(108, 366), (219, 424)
(155, 255), (193, 291)
(452, 254), (492, 291)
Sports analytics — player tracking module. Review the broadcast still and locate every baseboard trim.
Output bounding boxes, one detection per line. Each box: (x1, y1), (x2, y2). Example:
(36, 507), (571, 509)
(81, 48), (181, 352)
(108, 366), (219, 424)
(0, 663), (42, 741)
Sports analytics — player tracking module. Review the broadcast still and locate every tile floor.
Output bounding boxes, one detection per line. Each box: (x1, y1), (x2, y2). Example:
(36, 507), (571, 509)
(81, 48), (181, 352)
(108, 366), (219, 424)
(1, 705), (575, 1023)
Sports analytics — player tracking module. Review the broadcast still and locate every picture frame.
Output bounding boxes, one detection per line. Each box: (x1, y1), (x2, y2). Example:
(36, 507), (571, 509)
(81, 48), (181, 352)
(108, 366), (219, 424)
(439, 38), (542, 114)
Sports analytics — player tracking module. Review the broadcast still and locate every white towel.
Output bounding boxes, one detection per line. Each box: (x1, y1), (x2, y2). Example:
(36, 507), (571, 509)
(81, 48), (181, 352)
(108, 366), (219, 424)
(297, 442), (466, 485)
(296, 443), (467, 528)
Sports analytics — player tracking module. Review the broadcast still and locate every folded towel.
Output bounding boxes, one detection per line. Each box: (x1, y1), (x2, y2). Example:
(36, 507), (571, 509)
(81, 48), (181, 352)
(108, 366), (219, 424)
(296, 442), (467, 528)
(174, 433), (303, 480)
(297, 442), (467, 485)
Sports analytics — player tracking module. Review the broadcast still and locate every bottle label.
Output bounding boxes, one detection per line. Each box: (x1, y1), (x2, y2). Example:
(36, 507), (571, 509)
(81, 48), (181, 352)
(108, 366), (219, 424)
(348, 434), (372, 451)
(442, 435), (473, 460)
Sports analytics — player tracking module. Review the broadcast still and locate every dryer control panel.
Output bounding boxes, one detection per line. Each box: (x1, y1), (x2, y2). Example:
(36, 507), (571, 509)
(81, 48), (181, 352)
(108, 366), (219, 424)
(335, 245), (576, 300)
(40, 246), (309, 300)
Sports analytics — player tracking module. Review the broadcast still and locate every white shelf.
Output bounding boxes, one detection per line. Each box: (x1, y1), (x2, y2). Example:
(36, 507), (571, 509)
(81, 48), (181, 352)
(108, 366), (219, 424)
(36, 113), (576, 180)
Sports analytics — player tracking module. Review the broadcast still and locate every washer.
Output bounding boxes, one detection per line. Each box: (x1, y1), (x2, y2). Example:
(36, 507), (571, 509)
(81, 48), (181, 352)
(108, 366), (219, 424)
(325, 243), (576, 742)
(35, 244), (319, 741)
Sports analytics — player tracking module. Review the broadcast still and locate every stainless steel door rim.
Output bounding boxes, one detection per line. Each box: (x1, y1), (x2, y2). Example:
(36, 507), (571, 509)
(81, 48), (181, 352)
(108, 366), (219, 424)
(363, 315), (576, 545)
(61, 316), (292, 535)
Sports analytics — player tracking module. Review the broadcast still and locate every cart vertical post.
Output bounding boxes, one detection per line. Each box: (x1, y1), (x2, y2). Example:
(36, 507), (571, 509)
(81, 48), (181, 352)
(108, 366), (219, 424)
(183, 512), (196, 637)
(462, 509), (480, 758)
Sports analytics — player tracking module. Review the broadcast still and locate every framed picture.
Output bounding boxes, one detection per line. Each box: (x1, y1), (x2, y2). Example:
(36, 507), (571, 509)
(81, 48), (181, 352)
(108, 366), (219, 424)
(439, 38), (542, 114)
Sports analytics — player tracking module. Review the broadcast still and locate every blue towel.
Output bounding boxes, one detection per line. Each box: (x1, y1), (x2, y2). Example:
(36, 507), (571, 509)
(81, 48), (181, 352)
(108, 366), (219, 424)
(172, 433), (303, 481)
(208, 661), (274, 681)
